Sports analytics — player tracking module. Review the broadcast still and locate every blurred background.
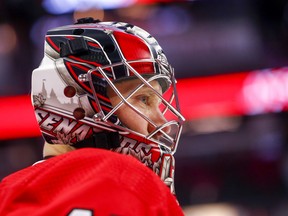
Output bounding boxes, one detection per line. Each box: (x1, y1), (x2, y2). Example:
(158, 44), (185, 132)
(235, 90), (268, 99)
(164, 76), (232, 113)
(1, 0), (288, 215)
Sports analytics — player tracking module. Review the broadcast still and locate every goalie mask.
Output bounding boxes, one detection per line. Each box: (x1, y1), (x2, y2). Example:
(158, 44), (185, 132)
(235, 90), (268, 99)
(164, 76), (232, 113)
(31, 17), (185, 194)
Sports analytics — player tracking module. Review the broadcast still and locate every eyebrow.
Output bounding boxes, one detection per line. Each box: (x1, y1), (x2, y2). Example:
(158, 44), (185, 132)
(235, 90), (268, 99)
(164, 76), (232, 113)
(137, 83), (162, 94)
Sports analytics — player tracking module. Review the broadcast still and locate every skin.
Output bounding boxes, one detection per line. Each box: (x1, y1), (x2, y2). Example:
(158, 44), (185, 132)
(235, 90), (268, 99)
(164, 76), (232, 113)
(107, 79), (171, 140)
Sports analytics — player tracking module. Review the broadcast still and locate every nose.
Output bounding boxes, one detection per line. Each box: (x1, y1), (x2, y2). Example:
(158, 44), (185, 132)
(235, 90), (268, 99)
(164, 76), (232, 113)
(148, 109), (171, 138)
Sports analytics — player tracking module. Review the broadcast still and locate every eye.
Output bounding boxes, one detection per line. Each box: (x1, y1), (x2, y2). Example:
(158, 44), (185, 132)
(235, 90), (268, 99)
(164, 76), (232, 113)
(138, 95), (148, 104)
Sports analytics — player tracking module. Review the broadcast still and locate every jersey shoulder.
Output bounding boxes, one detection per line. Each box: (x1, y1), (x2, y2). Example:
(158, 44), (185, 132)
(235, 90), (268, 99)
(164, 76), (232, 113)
(0, 148), (184, 216)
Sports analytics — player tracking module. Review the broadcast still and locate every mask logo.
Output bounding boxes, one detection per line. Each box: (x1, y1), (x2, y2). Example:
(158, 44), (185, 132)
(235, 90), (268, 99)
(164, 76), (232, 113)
(35, 108), (93, 144)
(114, 136), (176, 194)
(115, 136), (161, 173)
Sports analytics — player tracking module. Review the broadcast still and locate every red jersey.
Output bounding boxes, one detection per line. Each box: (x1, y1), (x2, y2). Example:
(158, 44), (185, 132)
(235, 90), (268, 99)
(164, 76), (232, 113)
(0, 148), (184, 216)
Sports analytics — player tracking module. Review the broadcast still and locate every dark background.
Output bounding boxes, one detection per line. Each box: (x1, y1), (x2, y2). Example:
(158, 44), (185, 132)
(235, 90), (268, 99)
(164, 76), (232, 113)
(1, 0), (288, 215)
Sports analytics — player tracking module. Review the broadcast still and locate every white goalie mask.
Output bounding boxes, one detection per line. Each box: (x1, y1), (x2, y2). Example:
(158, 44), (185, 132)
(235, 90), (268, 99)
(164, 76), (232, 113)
(31, 18), (185, 194)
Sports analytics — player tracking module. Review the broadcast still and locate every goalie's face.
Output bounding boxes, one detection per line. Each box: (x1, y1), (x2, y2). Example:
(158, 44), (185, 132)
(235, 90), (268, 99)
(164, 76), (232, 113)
(107, 79), (171, 140)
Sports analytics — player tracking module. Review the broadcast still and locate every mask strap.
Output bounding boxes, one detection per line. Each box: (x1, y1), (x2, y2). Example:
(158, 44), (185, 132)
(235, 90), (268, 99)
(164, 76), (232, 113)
(73, 131), (120, 149)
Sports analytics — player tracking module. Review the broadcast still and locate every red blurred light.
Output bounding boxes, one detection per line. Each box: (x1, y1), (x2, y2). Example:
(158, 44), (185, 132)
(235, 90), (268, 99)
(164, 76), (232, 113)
(1, 67), (288, 140)
(0, 95), (41, 140)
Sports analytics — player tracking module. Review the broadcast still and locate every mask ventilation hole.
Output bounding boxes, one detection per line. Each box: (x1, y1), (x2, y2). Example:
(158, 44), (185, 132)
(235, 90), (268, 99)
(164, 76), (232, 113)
(64, 86), (76, 97)
(73, 107), (86, 120)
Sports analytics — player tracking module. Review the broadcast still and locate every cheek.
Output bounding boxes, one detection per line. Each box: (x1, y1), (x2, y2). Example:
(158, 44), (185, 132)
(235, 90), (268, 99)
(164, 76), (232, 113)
(116, 105), (148, 132)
